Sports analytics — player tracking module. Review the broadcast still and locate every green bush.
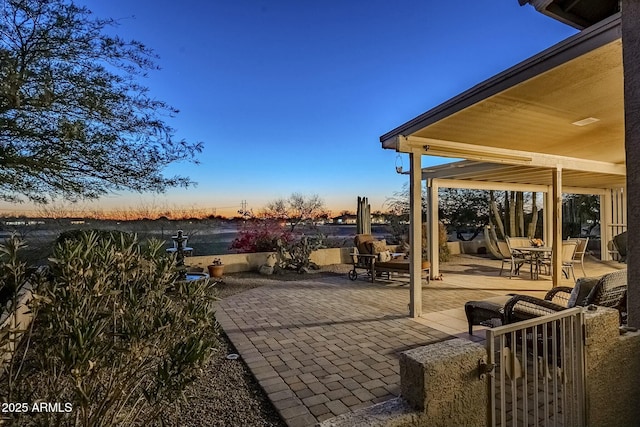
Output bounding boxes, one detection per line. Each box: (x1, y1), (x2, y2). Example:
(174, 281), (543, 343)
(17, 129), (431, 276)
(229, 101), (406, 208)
(275, 234), (324, 273)
(0, 235), (29, 307)
(2, 231), (218, 426)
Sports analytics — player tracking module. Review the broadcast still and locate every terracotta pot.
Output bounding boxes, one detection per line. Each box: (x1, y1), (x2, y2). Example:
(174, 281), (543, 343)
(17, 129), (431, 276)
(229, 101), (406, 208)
(207, 264), (224, 278)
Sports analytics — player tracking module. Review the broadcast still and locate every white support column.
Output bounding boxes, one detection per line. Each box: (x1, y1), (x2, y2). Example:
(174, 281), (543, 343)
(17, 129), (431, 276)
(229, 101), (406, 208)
(601, 191), (612, 261)
(429, 179), (440, 280)
(425, 179), (432, 265)
(544, 186), (553, 248)
(551, 168), (563, 287)
(409, 151), (422, 318)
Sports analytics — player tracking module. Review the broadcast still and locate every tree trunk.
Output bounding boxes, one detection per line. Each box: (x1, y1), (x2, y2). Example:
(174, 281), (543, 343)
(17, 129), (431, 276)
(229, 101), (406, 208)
(516, 192), (525, 237)
(490, 191), (506, 240)
(508, 191), (516, 237)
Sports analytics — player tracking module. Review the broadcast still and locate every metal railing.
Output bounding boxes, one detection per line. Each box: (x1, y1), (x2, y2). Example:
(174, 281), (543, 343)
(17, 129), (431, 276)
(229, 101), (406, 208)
(486, 308), (586, 427)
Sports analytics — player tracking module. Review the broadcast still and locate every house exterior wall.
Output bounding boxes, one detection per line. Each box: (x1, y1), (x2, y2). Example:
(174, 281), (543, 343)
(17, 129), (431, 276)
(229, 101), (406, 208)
(622, 0), (640, 329)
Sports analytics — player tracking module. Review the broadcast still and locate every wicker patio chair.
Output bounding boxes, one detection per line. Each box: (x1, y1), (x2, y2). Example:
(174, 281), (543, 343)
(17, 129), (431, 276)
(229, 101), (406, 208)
(465, 269), (627, 334)
(506, 269), (627, 324)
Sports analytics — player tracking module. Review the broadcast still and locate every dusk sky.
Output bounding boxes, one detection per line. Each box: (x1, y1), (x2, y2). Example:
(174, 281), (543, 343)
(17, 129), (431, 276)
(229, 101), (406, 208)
(2, 1), (578, 218)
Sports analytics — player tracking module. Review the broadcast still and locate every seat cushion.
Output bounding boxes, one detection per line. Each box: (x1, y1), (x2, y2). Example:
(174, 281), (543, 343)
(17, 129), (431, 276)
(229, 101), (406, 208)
(354, 234), (375, 254)
(466, 295), (512, 311)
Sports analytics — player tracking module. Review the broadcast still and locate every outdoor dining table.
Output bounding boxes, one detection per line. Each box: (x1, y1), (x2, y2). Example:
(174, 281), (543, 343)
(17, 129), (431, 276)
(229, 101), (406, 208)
(513, 246), (553, 280)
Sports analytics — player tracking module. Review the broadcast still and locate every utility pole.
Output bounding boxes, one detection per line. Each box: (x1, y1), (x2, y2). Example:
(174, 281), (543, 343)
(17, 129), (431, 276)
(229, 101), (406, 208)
(238, 200), (252, 220)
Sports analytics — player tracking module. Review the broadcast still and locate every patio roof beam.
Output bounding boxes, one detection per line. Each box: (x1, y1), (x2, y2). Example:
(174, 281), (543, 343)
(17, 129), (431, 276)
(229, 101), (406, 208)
(431, 178), (548, 193)
(397, 135), (626, 176)
(431, 178), (608, 196)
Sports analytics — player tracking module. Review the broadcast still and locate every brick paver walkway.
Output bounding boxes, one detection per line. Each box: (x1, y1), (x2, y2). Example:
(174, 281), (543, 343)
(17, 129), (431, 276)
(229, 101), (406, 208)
(216, 274), (497, 426)
(216, 255), (622, 426)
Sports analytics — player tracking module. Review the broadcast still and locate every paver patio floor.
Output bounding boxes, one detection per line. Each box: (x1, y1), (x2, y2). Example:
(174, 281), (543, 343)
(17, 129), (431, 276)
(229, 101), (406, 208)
(215, 254), (623, 426)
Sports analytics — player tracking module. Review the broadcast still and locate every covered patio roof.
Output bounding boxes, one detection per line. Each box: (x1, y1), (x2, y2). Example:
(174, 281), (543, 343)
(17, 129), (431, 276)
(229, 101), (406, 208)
(381, 13), (623, 170)
(379, 13), (625, 317)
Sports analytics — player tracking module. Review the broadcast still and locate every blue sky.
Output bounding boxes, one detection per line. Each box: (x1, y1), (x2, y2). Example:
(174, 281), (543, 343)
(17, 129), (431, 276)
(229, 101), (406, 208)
(3, 1), (578, 218)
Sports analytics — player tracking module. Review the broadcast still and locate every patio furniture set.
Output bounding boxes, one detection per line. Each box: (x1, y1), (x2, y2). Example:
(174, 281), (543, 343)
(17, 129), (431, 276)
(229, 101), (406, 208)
(348, 234), (430, 283)
(499, 236), (588, 281)
(464, 269), (627, 335)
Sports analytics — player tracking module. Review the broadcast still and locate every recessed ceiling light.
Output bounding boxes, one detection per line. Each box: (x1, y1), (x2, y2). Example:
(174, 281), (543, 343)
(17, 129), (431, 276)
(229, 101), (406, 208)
(572, 117), (600, 126)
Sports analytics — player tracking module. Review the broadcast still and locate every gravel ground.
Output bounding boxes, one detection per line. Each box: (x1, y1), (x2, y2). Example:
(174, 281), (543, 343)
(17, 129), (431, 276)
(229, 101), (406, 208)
(159, 258), (479, 426)
(159, 264), (353, 427)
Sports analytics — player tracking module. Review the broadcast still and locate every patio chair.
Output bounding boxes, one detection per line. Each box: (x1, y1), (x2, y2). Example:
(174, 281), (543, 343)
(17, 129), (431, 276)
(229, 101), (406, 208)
(505, 268), (627, 324)
(506, 236), (538, 277)
(349, 234), (429, 283)
(613, 231), (627, 262)
(561, 240), (578, 281)
(567, 237), (589, 277)
(464, 269), (627, 334)
(498, 241), (526, 278)
(537, 240), (578, 280)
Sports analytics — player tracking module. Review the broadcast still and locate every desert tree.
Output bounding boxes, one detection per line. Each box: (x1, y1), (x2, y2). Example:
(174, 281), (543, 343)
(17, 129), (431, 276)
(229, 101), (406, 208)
(438, 188), (490, 240)
(0, 0), (202, 204)
(262, 192), (327, 231)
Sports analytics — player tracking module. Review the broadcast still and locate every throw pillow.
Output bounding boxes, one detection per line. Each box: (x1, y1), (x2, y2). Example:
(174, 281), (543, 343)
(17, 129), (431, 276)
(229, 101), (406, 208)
(568, 277), (599, 307)
(368, 240), (387, 255)
(378, 250), (391, 262)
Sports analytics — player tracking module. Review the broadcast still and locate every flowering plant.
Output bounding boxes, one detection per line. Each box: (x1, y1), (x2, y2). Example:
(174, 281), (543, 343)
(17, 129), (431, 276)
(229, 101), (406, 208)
(211, 258), (223, 265)
(530, 238), (544, 247)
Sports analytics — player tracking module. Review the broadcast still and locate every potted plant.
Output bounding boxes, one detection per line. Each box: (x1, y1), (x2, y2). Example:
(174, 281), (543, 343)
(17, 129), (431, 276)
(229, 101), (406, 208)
(207, 258), (224, 278)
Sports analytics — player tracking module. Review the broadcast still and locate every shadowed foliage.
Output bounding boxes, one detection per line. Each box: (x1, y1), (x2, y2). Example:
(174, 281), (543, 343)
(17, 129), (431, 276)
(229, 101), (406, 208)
(0, 0), (202, 203)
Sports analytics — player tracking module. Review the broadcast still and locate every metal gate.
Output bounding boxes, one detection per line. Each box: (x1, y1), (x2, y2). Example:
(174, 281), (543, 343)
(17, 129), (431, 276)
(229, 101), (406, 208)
(486, 308), (586, 427)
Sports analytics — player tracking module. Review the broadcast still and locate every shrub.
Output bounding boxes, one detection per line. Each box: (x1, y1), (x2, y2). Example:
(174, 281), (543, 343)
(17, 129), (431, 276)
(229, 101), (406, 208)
(2, 231), (218, 426)
(230, 220), (292, 253)
(275, 234), (325, 273)
(0, 235), (28, 307)
(56, 228), (136, 247)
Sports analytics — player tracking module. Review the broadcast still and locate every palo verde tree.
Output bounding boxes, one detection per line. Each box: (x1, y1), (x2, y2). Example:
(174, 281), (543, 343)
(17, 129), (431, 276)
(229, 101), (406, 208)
(0, 0), (202, 204)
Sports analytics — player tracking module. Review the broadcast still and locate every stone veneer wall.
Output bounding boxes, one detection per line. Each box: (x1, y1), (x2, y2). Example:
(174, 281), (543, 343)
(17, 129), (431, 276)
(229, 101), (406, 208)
(583, 308), (640, 427)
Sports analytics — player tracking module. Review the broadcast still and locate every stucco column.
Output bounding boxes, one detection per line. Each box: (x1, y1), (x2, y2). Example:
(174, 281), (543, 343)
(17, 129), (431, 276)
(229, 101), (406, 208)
(426, 179), (433, 266)
(600, 191), (612, 261)
(409, 151), (422, 318)
(622, 0), (640, 328)
(429, 179), (440, 279)
(545, 186), (553, 252)
(551, 168), (562, 287)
